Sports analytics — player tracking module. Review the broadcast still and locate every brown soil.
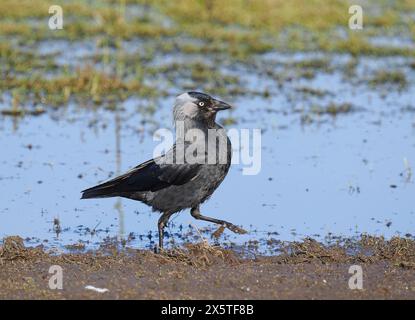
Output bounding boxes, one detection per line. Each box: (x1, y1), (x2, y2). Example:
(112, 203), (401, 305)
(1, 236), (414, 299)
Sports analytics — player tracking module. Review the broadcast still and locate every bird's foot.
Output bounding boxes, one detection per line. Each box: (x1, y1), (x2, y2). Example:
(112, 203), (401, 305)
(212, 225), (226, 239)
(223, 222), (247, 234)
(154, 245), (165, 254)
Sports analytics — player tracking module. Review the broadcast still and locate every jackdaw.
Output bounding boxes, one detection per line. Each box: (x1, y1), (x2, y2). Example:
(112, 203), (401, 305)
(81, 92), (247, 249)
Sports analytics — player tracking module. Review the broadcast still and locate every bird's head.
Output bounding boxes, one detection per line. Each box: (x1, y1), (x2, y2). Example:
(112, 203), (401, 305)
(173, 92), (232, 125)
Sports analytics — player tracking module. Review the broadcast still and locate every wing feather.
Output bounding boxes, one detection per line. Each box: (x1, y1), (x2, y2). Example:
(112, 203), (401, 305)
(81, 151), (201, 199)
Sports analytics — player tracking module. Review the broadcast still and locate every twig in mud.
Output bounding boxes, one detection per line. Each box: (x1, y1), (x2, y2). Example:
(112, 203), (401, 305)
(189, 222), (208, 244)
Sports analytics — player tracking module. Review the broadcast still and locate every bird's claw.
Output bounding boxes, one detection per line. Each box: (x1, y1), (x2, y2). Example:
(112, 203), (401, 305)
(224, 222), (247, 234)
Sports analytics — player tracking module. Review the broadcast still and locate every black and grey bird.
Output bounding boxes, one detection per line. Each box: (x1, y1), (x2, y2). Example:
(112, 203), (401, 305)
(81, 92), (247, 249)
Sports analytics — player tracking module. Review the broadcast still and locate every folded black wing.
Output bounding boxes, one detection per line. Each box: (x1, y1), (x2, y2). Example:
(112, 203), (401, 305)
(81, 156), (201, 199)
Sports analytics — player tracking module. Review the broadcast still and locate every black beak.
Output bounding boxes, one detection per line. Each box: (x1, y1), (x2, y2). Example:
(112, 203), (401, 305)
(212, 99), (232, 111)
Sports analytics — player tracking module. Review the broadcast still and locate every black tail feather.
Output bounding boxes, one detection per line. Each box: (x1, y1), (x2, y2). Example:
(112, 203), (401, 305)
(81, 179), (124, 199)
(81, 187), (116, 199)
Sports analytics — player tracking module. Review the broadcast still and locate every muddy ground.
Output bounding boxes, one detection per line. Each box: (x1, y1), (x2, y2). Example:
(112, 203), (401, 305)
(1, 236), (414, 299)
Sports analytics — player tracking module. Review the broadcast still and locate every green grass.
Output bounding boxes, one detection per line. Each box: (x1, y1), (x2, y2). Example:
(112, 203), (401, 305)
(0, 0), (413, 112)
(368, 70), (408, 89)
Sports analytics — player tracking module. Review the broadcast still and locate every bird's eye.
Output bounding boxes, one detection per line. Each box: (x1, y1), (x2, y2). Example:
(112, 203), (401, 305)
(198, 101), (205, 107)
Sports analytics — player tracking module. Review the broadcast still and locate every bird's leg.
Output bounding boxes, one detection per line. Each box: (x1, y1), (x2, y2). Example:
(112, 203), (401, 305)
(190, 206), (247, 234)
(157, 212), (172, 252)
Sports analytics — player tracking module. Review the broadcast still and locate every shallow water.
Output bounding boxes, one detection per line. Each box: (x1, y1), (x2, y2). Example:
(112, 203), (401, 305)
(1, 52), (414, 253)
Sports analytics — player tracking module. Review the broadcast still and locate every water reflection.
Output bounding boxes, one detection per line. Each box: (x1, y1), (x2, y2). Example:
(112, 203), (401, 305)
(0, 54), (414, 252)
(114, 106), (125, 242)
